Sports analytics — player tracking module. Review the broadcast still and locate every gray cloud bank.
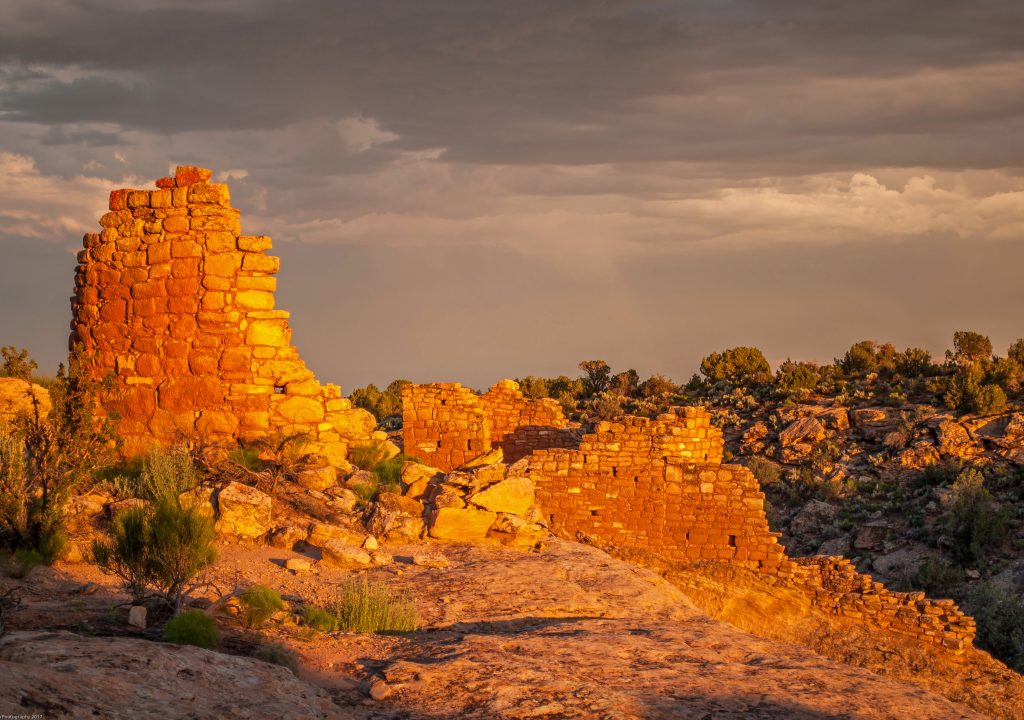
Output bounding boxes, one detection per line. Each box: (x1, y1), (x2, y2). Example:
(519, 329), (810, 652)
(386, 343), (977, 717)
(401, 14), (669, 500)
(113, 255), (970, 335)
(0, 0), (1022, 386)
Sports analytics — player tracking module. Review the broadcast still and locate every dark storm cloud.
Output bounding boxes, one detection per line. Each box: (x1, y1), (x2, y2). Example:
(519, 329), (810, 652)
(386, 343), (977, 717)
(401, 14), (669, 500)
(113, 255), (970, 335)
(1, 0), (1023, 385)
(2, 0), (1024, 172)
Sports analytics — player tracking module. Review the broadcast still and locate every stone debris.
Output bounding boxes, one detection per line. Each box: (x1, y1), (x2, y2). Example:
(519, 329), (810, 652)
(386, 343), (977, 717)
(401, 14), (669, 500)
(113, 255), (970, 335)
(320, 539), (371, 567)
(127, 606), (147, 629)
(213, 481), (272, 540)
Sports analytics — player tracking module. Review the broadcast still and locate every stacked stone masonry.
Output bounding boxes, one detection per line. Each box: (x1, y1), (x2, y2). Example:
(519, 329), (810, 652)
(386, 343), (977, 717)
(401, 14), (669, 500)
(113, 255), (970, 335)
(405, 396), (976, 654)
(70, 166), (376, 464)
(402, 380), (574, 470)
(516, 408), (974, 653)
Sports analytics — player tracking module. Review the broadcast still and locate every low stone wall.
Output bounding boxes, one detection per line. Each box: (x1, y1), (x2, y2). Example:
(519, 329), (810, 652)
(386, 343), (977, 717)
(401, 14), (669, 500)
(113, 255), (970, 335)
(791, 556), (976, 652)
(70, 166), (375, 464)
(401, 379), (574, 470)
(515, 407), (975, 654)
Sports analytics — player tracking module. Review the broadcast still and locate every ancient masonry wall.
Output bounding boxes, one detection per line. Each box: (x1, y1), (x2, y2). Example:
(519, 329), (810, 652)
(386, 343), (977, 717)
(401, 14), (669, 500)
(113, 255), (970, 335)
(70, 166), (376, 464)
(401, 380), (574, 470)
(517, 408), (975, 653)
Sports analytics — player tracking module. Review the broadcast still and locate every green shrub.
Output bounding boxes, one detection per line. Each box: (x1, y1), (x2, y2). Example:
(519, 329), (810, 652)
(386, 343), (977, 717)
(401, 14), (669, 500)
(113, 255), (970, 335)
(700, 347), (771, 388)
(775, 360), (819, 394)
(164, 610), (218, 649)
(913, 556), (964, 597)
(0, 354), (115, 559)
(943, 469), (1009, 565)
(948, 330), (993, 365)
(746, 456), (782, 487)
(944, 365), (1008, 415)
(300, 604), (338, 633)
(254, 642), (299, 674)
(330, 578), (416, 634)
(239, 584), (286, 629)
(967, 582), (1024, 672)
(138, 447), (198, 503)
(93, 500), (216, 609)
(0, 346), (37, 381)
(349, 443), (415, 500)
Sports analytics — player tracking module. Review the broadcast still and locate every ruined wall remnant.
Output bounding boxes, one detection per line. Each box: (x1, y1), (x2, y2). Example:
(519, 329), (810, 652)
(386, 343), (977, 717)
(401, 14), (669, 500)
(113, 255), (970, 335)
(515, 407), (975, 653)
(401, 380), (574, 470)
(70, 166), (376, 464)
(521, 409), (779, 569)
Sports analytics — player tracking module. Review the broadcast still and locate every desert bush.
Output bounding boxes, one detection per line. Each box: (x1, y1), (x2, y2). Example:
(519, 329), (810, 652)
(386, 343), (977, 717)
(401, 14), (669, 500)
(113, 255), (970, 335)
(349, 442), (412, 499)
(163, 609), (218, 649)
(943, 469), (1008, 565)
(700, 347), (771, 388)
(948, 330), (993, 365)
(610, 369), (640, 397)
(0, 346), (37, 382)
(330, 577), (416, 634)
(350, 379), (408, 420)
(894, 347), (935, 377)
(4, 548), (44, 579)
(944, 365), (1007, 415)
(578, 360), (612, 396)
(913, 556), (964, 597)
(837, 340), (895, 377)
(583, 392), (624, 422)
(254, 642), (299, 674)
(137, 446), (199, 503)
(0, 355), (116, 562)
(745, 456), (782, 487)
(967, 582), (1024, 672)
(93, 499), (216, 609)
(239, 584), (286, 629)
(775, 360), (819, 394)
(299, 604), (338, 633)
(639, 373), (677, 398)
(1008, 338), (1024, 366)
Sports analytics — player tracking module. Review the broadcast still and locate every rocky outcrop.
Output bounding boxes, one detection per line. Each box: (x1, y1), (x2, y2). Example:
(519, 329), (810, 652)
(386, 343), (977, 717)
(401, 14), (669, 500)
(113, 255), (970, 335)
(0, 630), (341, 719)
(0, 377), (50, 428)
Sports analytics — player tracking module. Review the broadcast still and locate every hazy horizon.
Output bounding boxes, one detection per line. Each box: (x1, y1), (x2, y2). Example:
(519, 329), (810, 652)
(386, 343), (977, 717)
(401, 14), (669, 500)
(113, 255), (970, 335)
(2, 1), (1022, 390)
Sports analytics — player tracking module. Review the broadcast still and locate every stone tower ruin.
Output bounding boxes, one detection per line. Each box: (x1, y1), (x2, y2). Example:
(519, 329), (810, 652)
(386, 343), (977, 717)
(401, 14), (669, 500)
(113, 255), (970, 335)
(70, 166), (375, 464)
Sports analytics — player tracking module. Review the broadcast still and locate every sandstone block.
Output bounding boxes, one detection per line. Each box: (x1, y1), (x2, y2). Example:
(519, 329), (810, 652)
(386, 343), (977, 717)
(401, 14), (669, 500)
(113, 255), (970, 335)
(276, 395), (324, 424)
(214, 481), (272, 540)
(468, 477), (535, 516)
(428, 506), (498, 542)
(175, 166), (213, 186)
(321, 539), (371, 567)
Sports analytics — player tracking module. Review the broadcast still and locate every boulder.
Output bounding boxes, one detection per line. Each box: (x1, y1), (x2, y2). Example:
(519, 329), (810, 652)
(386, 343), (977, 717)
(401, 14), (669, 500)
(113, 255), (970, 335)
(365, 493), (424, 541)
(818, 408), (850, 432)
(850, 408), (900, 440)
(412, 553), (450, 569)
(305, 522), (365, 548)
(127, 606), (147, 630)
(816, 536), (852, 557)
(268, 525), (309, 550)
(214, 482), (272, 540)
(178, 487), (216, 520)
(285, 558), (311, 573)
(401, 461), (442, 499)
(295, 458), (337, 492)
(468, 477), (535, 516)
(428, 506), (497, 542)
(325, 487), (358, 513)
(934, 420), (980, 459)
(779, 417), (826, 448)
(321, 539), (371, 567)
(897, 442), (941, 469)
(853, 520), (894, 552)
(789, 500), (838, 536)
(871, 545), (931, 582)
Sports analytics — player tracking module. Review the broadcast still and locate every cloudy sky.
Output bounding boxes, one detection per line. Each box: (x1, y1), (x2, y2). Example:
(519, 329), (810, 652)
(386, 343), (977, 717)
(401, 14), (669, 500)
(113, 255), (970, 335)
(1, 0), (1023, 389)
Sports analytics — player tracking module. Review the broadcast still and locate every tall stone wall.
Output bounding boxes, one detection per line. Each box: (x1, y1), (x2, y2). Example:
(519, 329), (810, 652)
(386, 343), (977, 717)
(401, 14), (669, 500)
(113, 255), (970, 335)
(402, 380), (573, 470)
(515, 407), (975, 653)
(401, 383), (490, 471)
(70, 166), (375, 464)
